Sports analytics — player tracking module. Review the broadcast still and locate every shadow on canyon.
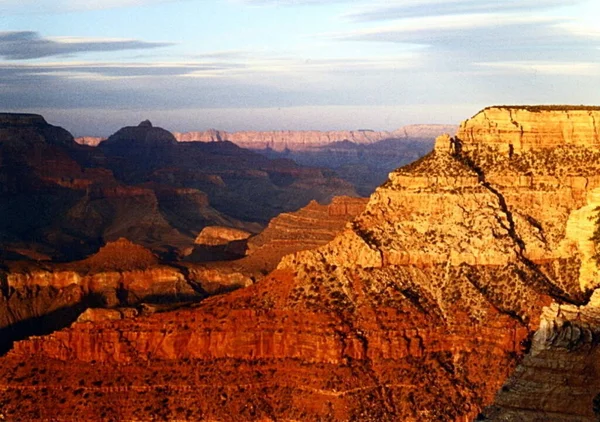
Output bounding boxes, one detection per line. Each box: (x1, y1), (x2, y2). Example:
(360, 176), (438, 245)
(0, 292), (207, 357)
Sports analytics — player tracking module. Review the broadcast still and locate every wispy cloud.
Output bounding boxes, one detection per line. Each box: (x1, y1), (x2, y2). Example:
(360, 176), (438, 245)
(344, 0), (581, 22)
(0, 61), (242, 80)
(0, 0), (185, 14)
(327, 13), (600, 64)
(232, 0), (357, 6)
(330, 14), (565, 43)
(0, 31), (173, 60)
(474, 61), (600, 76)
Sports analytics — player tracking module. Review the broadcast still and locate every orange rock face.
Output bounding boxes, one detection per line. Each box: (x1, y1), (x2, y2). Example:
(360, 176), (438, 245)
(3, 106), (600, 421)
(247, 196), (368, 262)
(194, 226), (252, 246)
(456, 105), (600, 154)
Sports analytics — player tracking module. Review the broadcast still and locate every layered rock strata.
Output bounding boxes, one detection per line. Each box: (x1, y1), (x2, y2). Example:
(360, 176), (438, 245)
(0, 115), (358, 261)
(3, 106), (600, 421)
(481, 292), (600, 421)
(184, 226), (253, 262)
(77, 124), (457, 151)
(456, 105), (600, 154)
(171, 125), (457, 151)
(246, 196), (368, 263)
(182, 196), (368, 294)
(0, 240), (199, 343)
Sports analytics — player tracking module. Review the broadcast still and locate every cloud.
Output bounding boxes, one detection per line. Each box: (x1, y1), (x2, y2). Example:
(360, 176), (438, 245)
(474, 61), (600, 76)
(0, 31), (173, 60)
(0, 47), (427, 114)
(232, 0), (356, 5)
(331, 14), (563, 44)
(0, 61), (243, 82)
(0, 0), (185, 14)
(327, 13), (600, 66)
(345, 0), (581, 22)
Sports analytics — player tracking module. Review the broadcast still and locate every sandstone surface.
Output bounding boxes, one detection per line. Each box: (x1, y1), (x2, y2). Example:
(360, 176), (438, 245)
(246, 196), (368, 262)
(182, 196), (368, 292)
(194, 226), (252, 246)
(481, 291), (600, 421)
(185, 226), (253, 262)
(457, 105), (600, 154)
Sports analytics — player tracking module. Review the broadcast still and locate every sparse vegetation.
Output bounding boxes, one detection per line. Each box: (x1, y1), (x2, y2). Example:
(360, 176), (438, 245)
(591, 206), (600, 265)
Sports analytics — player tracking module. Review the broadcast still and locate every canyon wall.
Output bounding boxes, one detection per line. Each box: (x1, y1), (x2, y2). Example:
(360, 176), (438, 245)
(77, 124), (456, 195)
(171, 124), (457, 151)
(77, 124), (457, 151)
(456, 106), (600, 154)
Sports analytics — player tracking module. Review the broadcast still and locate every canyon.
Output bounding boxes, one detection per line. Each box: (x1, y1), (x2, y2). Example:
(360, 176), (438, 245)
(3, 106), (600, 420)
(0, 114), (357, 261)
(77, 125), (456, 151)
(78, 124), (456, 195)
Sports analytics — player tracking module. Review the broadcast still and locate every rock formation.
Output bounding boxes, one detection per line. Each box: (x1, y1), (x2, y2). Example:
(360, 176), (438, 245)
(171, 124), (457, 151)
(194, 226), (252, 246)
(182, 196), (368, 294)
(3, 106), (600, 420)
(77, 125), (455, 195)
(456, 105), (600, 154)
(0, 115), (356, 260)
(184, 226), (253, 262)
(76, 124), (457, 151)
(481, 291), (600, 421)
(246, 196), (368, 269)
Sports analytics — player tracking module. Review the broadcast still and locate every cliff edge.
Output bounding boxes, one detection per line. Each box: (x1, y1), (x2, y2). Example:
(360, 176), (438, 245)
(453, 105), (600, 154)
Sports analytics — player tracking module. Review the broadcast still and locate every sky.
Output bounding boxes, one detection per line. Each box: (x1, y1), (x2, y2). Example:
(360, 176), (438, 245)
(1, 0), (600, 136)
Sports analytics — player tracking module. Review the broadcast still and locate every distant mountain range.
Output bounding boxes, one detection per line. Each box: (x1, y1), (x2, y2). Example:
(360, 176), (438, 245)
(77, 124), (457, 195)
(76, 124), (457, 150)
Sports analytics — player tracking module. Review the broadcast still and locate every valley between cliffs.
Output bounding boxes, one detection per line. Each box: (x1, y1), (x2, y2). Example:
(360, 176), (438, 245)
(3, 106), (600, 421)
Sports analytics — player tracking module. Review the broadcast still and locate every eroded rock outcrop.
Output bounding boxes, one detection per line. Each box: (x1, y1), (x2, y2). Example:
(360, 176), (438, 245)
(457, 105), (600, 154)
(3, 106), (600, 421)
(182, 196), (368, 293)
(246, 196), (368, 265)
(194, 226), (252, 246)
(185, 226), (253, 262)
(0, 114), (360, 261)
(481, 292), (600, 421)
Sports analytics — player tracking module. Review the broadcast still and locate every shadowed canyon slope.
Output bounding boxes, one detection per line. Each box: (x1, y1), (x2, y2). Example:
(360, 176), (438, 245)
(0, 195), (366, 359)
(4, 106), (600, 420)
(0, 114), (357, 261)
(78, 125), (456, 195)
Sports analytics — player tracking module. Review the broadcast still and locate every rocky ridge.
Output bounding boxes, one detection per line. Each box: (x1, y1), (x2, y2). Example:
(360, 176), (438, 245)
(0, 115), (357, 260)
(76, 124), (454, 195)
(182, 196), (368, 294)
(76, 124), (457, 151)
(171, 124), (457, 151)
(0, 196), (363, 358)
(3, 106), (600, 420)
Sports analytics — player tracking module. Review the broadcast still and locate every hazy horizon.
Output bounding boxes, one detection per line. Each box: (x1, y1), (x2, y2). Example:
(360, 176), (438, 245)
(3, 0), (600, 136)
